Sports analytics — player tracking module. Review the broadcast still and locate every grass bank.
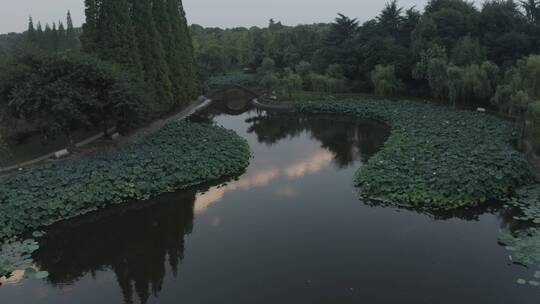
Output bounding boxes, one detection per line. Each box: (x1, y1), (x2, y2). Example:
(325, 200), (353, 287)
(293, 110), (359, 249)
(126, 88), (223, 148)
(295, 100), (532, 209)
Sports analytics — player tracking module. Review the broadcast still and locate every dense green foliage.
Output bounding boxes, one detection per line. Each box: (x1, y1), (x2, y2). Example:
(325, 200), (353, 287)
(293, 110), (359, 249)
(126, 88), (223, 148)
(82, 0), (142, 72)
(0, 122), (250, 241)
(0, 0), (199, 148)
(371, 65), (404, 96)
(131, 0), (174, 112)
(81, 0), (199, 111)
(192, 0), (540, 114)
(295, 100), (532, 208)
(0, 52), (146, 147)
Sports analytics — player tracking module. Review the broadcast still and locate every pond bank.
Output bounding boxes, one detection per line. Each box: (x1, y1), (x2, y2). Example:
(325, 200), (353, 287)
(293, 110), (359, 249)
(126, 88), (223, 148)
(254, 98), (532, 209)
(4, 100), (538, 302)
(0, 99), (250, 277)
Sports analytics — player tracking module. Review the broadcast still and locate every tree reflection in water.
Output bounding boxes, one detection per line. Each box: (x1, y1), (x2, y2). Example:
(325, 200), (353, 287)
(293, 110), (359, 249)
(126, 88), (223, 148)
(32, 190), (197, 304)
(245, 112), (390, 168)
(23, 100), (535, 304)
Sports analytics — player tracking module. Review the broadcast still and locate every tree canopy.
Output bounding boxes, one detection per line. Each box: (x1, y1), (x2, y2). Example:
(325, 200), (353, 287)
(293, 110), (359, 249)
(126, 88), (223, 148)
(192, 0), (540, 114)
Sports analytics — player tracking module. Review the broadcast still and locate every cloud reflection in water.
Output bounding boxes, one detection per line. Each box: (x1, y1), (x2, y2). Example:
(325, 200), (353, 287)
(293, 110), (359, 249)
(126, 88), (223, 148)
(194, 150), (334, 214)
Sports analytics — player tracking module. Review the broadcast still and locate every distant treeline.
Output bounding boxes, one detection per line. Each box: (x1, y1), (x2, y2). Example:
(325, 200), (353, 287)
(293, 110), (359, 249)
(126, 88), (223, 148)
(191, 0), (540, 118)
(26, 12), (80, 52)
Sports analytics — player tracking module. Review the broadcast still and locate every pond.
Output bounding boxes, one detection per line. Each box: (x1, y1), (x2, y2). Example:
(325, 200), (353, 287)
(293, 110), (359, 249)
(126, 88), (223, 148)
(0, 100), (538, 303)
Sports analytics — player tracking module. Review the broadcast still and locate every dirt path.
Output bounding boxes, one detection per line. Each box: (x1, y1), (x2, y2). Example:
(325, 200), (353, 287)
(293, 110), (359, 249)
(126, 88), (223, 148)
(119, 97), (211, 146)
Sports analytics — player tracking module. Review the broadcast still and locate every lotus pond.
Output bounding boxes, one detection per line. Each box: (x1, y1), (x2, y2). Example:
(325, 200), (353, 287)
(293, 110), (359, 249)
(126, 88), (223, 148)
(1, 97), (540, 303)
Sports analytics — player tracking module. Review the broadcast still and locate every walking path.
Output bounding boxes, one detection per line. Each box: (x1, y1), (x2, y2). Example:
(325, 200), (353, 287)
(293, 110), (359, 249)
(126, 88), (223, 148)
(0, 97), (212, 175)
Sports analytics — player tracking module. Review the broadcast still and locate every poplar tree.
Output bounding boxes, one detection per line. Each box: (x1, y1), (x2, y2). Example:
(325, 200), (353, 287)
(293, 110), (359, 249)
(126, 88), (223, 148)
(43, 24), (53, 51)
(66, 11), (79, 50)
(130, 0), (173, 112)
(36, 22), (44, 47)
(163, 0), (199, 105)
(153, 0), (186, 105)
(26, 17), (37, 44)
(58, 21), (67, 51)
(82, 0), (142, 73)
(81, 0), (198, 113)
(51, 22), (59, 52)
(81, 0), (99, 54)
(177, 1), (199, 98)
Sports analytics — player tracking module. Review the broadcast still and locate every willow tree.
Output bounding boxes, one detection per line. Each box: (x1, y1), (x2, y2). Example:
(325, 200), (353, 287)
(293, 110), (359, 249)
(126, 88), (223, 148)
(371, 64), (404, 97)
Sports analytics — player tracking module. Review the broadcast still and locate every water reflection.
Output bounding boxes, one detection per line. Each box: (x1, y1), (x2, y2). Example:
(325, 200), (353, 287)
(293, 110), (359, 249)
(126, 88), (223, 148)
(22, 108), (390, 303)
(4, 100), (537, 304)
(14, 104), (381, 300)
(285, 151), (334, 178)
(194, 168), (279, 213)
(33, 191), (196, 304)
(245, 112), (389, 167)
(205, 88), (253, 116)
(194, 150), (335, 214)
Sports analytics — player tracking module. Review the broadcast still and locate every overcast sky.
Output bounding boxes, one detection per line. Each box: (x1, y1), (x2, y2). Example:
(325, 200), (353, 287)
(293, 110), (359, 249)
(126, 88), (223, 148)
(0, 0), (482, 34)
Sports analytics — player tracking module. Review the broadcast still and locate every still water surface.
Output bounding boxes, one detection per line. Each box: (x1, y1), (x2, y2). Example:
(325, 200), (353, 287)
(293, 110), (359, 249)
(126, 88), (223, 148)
(1, 101), (538, 303)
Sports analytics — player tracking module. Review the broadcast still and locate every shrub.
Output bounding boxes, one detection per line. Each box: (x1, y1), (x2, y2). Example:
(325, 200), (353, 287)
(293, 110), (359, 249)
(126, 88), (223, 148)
(0, 52), (148, 147)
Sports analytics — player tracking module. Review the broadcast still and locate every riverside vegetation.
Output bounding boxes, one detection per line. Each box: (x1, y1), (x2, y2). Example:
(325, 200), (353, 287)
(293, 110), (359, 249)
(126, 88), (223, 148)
(0, 0), (223, 281)
(295, 99), (540, 288)
(0, 122), (250, 277)
(295, 100), (532, 208)
(3, 0), (540, 293)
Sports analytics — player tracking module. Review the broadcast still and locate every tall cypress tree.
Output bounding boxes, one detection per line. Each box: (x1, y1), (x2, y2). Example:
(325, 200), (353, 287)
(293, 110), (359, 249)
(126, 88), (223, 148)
(153, 0), (186, 105)
(43, 24), (53, 51)
(26, 16), (37, 44)
(66, 10), (79, 50)
(36, 22), (44, 47)
(130, 0), (174, 111)
(58, 21), (67, 51)
(82, 0), (142, 73)
(177, 1), (199, 97)
(167, 0), (188, 105)
(161, 0), (199, 105)
(51, 22), (59, 52)
(81, 0), (99, 54)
